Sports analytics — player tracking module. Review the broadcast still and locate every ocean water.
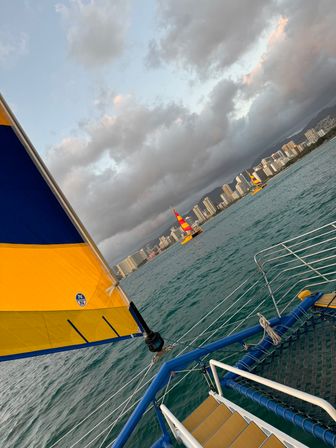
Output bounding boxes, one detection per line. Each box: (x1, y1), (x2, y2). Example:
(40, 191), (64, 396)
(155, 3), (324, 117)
(1, 139), (336, 448)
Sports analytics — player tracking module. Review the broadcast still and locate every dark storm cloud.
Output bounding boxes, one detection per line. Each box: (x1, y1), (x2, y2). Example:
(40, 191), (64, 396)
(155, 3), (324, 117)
(49, 0), (336, 262)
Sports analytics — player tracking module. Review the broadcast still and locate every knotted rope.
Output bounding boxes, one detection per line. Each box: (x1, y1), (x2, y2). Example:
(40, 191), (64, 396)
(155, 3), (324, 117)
(257, 313), (281, 345)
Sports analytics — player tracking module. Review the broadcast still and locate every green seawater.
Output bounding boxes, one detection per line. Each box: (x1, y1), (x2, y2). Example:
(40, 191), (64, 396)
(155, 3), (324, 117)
(1, 139), (335, 448)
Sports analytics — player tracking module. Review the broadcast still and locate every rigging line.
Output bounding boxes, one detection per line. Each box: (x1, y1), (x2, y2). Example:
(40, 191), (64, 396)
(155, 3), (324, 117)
(165, 338), (244, 355)
(173, 318), (252, 343)
(101, 305), (254, 440)
(173, 277), (254, 344)
(72, 369), (162, 446)
(97, 362), (154, 448)
(151, 302), (275, 422)
(158, 302), (268, 403)
(63, 279), (258, 446)
(50, 364), (151, 448)
(71, 363), (154, 448)
(170, 297), (248, 360)
(74, 336), (210, 446)
(92, 295), (267, 439)
(77, 283), (256, 440)
(161, 373), (173, 405)
(95, 362), (154, 448)
(79, 393), (145, 448)
(62, 279), (253, 425)
(157, 351), (241, 406)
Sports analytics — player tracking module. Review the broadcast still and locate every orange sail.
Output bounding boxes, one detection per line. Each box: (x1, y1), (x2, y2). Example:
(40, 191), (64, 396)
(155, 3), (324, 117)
(173, 209), (193, 232)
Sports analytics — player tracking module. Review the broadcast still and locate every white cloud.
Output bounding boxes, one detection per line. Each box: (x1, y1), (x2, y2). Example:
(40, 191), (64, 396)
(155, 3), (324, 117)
(56, 0), (130, 68)
(47, 0), (336, 263)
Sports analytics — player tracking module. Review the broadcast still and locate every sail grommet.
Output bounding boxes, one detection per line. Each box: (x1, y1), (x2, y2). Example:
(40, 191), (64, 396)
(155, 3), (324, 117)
(76, 293), (86, 307)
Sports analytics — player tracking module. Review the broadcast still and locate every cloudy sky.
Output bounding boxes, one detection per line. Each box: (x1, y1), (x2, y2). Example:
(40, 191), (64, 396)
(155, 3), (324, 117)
(1, 0), (336, 263)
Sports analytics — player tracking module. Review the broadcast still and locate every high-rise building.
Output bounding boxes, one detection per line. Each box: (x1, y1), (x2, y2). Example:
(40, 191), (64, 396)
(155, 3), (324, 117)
(236, 174), (250, 190)
(193, 205), (205, 223)
(240, 170), (253, 185)
(282, 141), (297, 153)
(261, 157), (273, 166)
(221, 184), (234, 203)
(159, 235), (170, 250)
(203, 197), (217, 216)
(130, 250), (147, 267)
(220, 194), (230, 207)
(232, 191), (240, 200)
(139, 248), (148, 260)
(304, 128), (319, 145)
(317, 129), (326, 138)
(263, 165), (274, 177)
(170, 226), (183, 242)
(270, 160), (281, 172)
(235, 176), (250, 196)
(282, 146), (298, 159)
(116, 258), (135, 278)
(272, 150), (286, 161)
(278, 157), (289, 167)
(236, 183), (247, 197)
(253, 168), (268, 183)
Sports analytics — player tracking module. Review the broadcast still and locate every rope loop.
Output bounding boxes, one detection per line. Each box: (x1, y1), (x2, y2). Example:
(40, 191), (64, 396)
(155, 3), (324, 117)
(257, 313), (281, 345)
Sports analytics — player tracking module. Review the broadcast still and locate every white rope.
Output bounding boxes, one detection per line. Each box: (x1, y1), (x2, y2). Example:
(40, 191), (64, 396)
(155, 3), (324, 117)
(70, 363), (154, 448)
(173, 277), (254, 345)
(69, 276), (261, 446)
(49, 363), (151, 448)
(97, 361), (154, 448)
(161, 373), (173, 405)
(257, 313), (282, 345)
(157, 300), (269, 403)
(80, 395), (143, 448)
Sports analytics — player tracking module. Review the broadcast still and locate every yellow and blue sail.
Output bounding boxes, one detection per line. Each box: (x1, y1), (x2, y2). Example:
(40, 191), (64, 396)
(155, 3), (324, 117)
(0, 96), (142, 361)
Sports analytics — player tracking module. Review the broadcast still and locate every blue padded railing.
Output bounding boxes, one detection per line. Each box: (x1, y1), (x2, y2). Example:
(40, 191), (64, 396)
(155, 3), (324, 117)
(111, 316), (282, 447)
(111, 294), (326, 447)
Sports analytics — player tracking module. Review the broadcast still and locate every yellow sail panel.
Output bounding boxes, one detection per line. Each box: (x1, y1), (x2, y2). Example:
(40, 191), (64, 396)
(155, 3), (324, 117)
(0, 241), (141, 359)
(0, 106), (11, 125)
(0, 242), (127, 311)
(0, 95), (142, 361)
(0, 308), (139, 357)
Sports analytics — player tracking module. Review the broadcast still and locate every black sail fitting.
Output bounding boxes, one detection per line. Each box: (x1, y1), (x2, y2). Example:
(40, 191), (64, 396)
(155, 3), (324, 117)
(129, 302), (164, 353)
(144, 330), (164, 353)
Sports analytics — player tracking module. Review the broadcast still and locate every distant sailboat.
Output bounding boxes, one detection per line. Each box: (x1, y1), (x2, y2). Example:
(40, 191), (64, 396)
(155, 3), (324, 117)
(173, 209), (203, 245)
(249, 173), (267, 195)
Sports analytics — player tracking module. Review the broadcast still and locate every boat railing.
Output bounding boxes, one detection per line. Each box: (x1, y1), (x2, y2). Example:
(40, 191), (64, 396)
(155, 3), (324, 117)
(51, 275), (275, 447)
(209, 360), (336, 422)
(254, 220), (336, 315)
(159, 404), (202, 448)
(58, 223), (336, 446)
(111, 317), (283, 447)
(61, 276), (326, 445)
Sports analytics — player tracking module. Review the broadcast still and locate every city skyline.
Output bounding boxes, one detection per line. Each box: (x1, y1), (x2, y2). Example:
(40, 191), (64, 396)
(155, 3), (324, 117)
(1, 1), (336, 263)
(114, 113), (336, 277)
